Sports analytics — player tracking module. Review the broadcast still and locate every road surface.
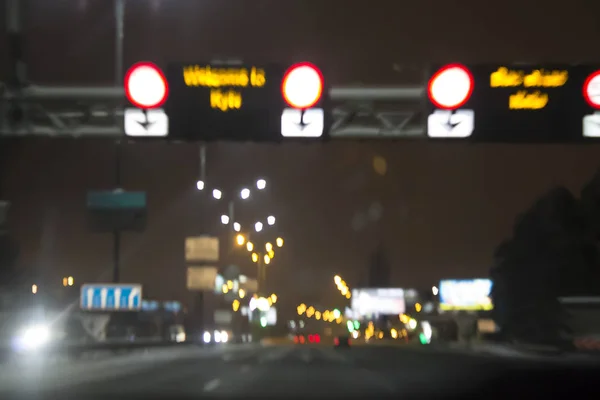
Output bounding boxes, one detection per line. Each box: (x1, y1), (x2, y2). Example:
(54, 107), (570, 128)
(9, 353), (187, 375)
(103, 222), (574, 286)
(1, 343), (599, 397)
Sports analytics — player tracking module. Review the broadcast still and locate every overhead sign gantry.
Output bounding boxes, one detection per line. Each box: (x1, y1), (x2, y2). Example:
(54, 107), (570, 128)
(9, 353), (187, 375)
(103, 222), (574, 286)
(426, 63), (600, 142)
(122, 61), (331, 141)
(4, 60), (600, 143)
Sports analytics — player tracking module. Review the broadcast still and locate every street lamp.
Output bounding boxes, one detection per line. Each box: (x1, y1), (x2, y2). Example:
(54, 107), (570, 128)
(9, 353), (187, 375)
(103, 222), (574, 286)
(265, 242), (273, 252)
(256, 179), (267, 190)
(220, 215), (230, 225)
(246, 242), (254, 252)
(255, 222), (263, 232)
(276, 237), (284, 247)
(240, 188), (250, 200)
(196, 180), (205, 191)
(267, 216), (276, 226)
(212, 189), (222, 200)
(233, 222), (241, 232)
(236, 234), (246, 246)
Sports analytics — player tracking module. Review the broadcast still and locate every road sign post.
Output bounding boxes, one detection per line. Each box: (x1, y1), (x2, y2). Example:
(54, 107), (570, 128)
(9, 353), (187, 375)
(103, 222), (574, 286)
(80, 283), (143, 312)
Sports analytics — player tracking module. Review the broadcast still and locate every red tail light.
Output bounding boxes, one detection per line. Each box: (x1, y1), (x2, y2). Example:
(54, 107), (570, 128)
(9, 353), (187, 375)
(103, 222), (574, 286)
(308, 334), (314, 343)
(299, 336), (305, 344)
(315, 334), (320, 343)
(293, 335), (299, 344)
(334, 337), (339, 346)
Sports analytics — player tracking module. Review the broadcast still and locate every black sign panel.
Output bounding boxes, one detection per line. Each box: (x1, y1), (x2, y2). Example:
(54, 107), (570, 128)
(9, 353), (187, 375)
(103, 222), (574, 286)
(427, 64), (600, 142)
(164, 63), (329, 141)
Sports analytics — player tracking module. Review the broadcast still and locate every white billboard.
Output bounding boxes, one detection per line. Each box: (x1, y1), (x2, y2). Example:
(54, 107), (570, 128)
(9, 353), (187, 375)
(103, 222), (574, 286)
(439, 279), (493, 311)
(187, 266), (218, 291)
(185, 236), (219, 262)
(351, 288), (405, 317)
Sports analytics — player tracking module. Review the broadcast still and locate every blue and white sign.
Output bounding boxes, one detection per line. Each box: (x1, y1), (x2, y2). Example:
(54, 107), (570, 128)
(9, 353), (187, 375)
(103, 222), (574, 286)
(80, 284), (142, 311)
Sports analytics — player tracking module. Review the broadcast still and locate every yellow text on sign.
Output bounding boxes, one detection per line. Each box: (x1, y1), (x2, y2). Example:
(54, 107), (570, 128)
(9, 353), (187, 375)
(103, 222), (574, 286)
(489, 67), (568, 110)
(182, 65), (267, 112)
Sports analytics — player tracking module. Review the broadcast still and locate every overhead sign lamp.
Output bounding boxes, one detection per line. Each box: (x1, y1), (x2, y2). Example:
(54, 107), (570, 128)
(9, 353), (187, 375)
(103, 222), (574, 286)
(281, 62), (324, 109)
(428, 64), (474, 110)
(124, 61), (169, 109)
(583, 70), (600, 109)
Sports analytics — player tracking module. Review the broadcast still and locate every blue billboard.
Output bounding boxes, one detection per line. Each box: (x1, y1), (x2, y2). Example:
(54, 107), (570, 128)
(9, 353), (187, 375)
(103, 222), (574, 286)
(439, 279), (493, 311)
(80, 284), (142, 311)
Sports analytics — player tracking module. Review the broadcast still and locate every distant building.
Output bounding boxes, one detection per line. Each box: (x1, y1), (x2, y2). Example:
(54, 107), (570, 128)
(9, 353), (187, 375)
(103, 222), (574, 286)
(366, 245), (391, 288)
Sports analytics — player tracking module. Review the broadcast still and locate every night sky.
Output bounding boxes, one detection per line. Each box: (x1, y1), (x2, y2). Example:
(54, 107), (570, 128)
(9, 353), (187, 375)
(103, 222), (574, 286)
(2, 0), (600, 315)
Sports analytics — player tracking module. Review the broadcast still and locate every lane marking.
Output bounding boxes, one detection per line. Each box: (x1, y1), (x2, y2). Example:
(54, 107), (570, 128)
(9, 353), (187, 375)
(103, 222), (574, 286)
(203, 378), (221, 392)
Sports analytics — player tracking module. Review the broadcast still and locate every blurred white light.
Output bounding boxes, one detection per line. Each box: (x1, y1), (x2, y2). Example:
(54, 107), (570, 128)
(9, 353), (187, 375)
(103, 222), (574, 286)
(256, 179), (266, 190)
(14, 324), (50, 351)
(203, 331), (211, 343)
(212, 189), (222, 200)
(267, 216), (276, 226)
(196, 180), (205, 191)
(221, 331), (229, 343)
(214, 330), (221, 343)
(240, 188), (250, 200)
(233, 222), (241, 232)
(256, 297), (270, 311)
(221, 215), (230, 224)
(432, 286), (439, 296)
(255, 222), (263, 232)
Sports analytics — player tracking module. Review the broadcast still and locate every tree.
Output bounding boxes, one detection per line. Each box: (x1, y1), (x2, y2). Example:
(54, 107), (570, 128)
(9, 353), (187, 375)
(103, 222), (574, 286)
(490, 183), (599, 346)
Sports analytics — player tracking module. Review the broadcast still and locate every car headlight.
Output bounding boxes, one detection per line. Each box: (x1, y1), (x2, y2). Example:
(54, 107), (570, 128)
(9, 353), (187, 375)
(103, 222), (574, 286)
(13, 324), (50, 351)
(221, 331), (228, 343)
(203, 331), (211, 343)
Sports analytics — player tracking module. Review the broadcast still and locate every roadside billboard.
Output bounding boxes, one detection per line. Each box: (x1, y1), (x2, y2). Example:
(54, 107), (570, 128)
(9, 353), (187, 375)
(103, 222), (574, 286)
(439, 279), (493, 311)
(187, 266), (218, 291)
(185, 236), (219, 262)
(351, 288), (405, 317)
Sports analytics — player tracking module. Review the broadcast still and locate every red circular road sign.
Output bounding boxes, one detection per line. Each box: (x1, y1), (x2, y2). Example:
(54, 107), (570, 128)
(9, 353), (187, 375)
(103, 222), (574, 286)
(124, 61), (169, 109)
(281, 62), (324, 109)
(583, 70), (600, 109)
(428, 64), (474, 110)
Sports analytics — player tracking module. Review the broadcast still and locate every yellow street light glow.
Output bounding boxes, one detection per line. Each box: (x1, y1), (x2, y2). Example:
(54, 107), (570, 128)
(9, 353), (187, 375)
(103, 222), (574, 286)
(236, 234), (246, 245)
(334, 275), (341, 285)
(268, 250), (275, 259)
(265, 242), (273, 252)
(276, 237), (284, 247)
(239, 289), (246, 298)
(246, 241), (254, 252)
(227, 280), (233, 289)
(252, 252), (259, 263)
(270, 294), (278, 303)
(264, 254), (271, 264)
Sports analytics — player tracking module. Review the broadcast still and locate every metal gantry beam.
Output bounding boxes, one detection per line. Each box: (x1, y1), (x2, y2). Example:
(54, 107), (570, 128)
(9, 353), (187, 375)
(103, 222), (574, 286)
(0, 85), (427, 138)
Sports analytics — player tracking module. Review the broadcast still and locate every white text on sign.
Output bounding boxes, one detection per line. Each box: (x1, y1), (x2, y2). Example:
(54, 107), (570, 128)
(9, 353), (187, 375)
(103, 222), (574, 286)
(182, 65), (267, 112)
(489, 67), (568, 110)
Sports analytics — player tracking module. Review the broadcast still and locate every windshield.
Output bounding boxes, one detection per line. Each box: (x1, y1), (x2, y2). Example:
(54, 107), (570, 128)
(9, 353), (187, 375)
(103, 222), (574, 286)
(1, 0), (600, 397)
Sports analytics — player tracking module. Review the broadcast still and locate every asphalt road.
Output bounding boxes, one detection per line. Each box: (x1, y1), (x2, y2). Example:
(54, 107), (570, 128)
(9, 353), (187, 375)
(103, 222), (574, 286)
(2, 343), (600, 398)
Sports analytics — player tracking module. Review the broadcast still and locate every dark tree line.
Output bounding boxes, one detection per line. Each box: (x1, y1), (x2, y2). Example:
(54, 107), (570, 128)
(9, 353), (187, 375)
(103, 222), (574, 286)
(491, 169), (600, 346)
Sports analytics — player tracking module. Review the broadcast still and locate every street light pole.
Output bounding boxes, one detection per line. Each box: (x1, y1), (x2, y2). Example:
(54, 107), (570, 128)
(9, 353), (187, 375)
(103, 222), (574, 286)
(112, 0), (125, 283)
